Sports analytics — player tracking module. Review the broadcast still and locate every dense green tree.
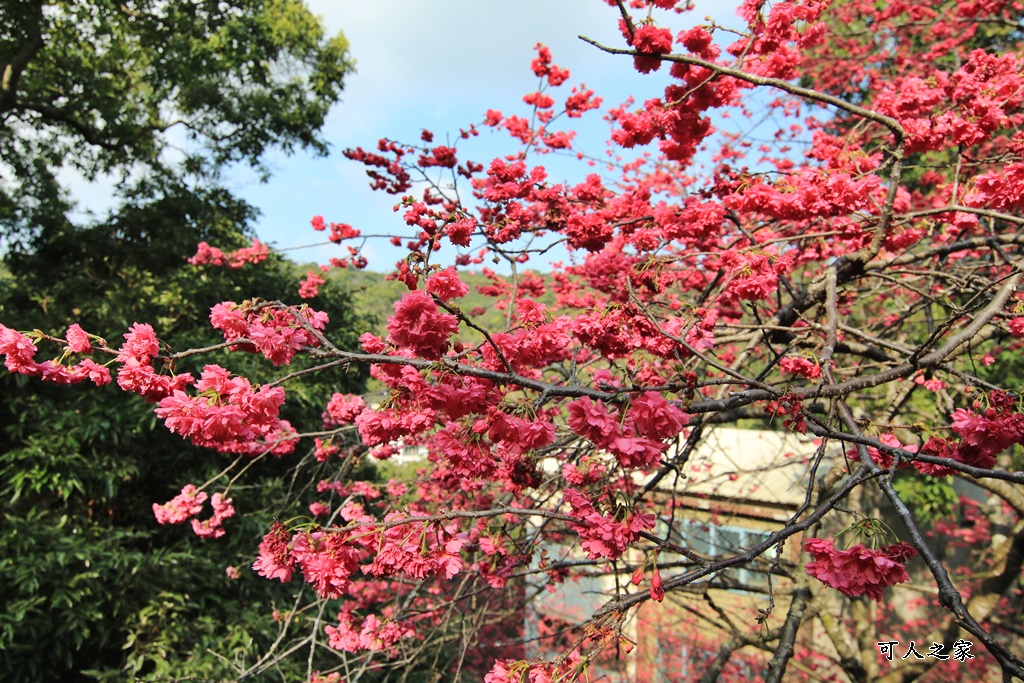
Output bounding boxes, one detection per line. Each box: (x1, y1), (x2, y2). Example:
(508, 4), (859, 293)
(0, 182), (371, 682)
(0, 1), (366, 680)
(0, 0), (352, 243)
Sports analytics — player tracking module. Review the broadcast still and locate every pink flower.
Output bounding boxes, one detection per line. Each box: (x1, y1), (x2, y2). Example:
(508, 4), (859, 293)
(190, 492), (236, 539)
(722, 251), (779, 301)
(188, 241), (227, 266)
(65, 324), (92, 353)
(679, 26), (717, 59)
(566, 397), (618, 443)
(322, 393), (367, 427)
(385, 290), (459, 359)
(252, 521), (297, 583)
(650, 567), (665, 602)
(354, 408), (411, 447)
(563, 488), (654, 560)
(209, 301), (329, 366)
(445, 218), (476, 246)
(631, 566), (644, 586)
(209, 303), (250, 341)
(0, 326), (41, 375)
(846, 433), (910, 469)
(627, 392), (688, 440)
(359, 333), (387, 353)
(188, 238), (268, 269)
(73, 358), (112, 386)
(779, 357), (822, 379)
(191, 518), (225, 539)
(631, 24), (674, 73)
(914, 437), (958, 476)
(351, 481), (380, 499)
(116, 359), (193, 402)
(485, 661), (514, 683)
(309, 672), (343, 683)
(152, 484), (208, 525)
(299, 270), (326, 299)
(117, 323), (160, 364)
(313, 437), (340, 461)
(292, 531), (360, 599)
(153, 366), (289, 454)
(325, 611), (413, 654)
(804, 537), (916, 600)
(425, 267), (469, 301)
(949, 403), (1024, 466)
(486, 409), (555, 455)
(607, 433), (666, 469)
(37, 360), (76, 384)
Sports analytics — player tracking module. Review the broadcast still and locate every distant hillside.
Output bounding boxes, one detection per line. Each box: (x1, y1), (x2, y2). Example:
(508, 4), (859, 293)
(294, 265), (558, 343)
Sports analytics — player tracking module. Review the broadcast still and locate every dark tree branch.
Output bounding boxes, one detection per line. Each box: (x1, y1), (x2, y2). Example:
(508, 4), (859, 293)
(836, 402), (1024, 681)
(765, 584), (812, 683)
(0, 0), (44, 113)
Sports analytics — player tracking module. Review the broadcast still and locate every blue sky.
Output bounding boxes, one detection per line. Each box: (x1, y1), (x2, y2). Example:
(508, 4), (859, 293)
(223, 0), (744, 272)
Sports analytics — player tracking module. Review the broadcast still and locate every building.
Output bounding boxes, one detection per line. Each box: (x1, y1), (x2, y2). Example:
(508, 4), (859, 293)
(529, 428), (835, 682)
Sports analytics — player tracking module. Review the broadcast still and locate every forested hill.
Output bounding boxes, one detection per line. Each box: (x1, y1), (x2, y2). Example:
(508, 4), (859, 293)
(309, 265), (558, 338)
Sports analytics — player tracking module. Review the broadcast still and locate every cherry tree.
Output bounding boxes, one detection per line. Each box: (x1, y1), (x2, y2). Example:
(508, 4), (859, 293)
(4, 0), (1024, 680)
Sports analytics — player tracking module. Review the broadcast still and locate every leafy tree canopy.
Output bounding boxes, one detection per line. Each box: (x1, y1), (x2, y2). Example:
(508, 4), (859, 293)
(0, 210), (370, 679)
(0, 1), (364, 680)
(0, 0), (352, 242)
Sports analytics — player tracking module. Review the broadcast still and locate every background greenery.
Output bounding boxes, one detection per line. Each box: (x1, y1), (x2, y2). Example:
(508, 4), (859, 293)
(0, 2), (369, 680)
(0, 185), (374, 682)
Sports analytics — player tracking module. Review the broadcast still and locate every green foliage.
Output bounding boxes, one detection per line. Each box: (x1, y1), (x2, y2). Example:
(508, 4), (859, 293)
(0, 208), (370, 679)
(0, 0), (353, 242)
(0, 3), (363, 678)
(892, 475), (958, 525)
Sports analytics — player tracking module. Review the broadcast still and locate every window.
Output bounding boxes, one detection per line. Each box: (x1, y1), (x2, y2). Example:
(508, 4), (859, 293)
(656, 517), (773, 591)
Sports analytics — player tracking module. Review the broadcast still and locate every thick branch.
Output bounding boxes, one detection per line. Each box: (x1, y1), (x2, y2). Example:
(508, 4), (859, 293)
(688, 271), (1021, 413)
(14, 101), (128, 152)
(837, 403), (1024, 681)
(697, 635), (747, 683)
(764, 584), (812, 683)
(0, 0), (44, 112)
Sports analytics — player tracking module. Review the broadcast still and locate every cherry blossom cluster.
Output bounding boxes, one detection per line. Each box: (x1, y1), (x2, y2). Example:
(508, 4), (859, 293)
(325, 609), (414, 654)
(485, 651), (586, 683)
(188, 238), (270, 268)
(562, 488), (655, 560)
(115, 323), (195, 401)
(152, 484), (236, 539)
(322, 392), (367, 427)
(253, 524), (361, 598)
(803, 537), (917, 601)
(209, 300), (329, 365)
(154, 364), (296, 455)
(0, 323), (111, 386)
(311, 215), (361, 243)
(253, 516), (469, 596)
(850, 390), (1024, 473)
(566, 394), (687, 468)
